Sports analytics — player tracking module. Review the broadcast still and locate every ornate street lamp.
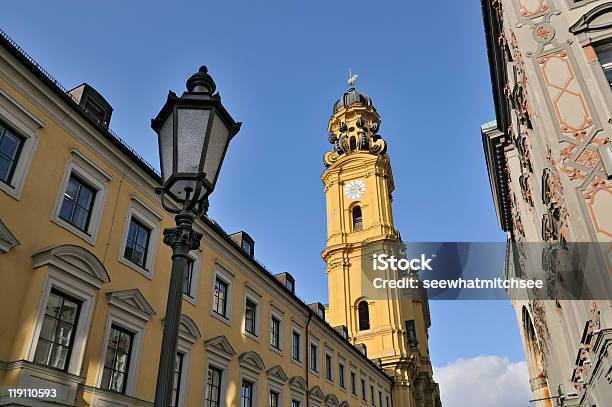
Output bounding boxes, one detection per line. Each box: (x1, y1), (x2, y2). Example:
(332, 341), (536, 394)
(151, 66), (241, 407)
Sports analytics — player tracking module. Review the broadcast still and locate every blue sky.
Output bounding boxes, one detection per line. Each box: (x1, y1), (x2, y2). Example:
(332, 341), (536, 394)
(2, 0), (526, 372)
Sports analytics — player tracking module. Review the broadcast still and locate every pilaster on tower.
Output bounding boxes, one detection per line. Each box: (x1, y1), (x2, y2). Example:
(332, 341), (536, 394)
(321, 76), (442, 406)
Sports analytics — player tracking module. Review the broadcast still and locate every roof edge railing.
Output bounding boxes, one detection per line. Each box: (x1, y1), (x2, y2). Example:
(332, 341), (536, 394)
(0, 27), (160, 178)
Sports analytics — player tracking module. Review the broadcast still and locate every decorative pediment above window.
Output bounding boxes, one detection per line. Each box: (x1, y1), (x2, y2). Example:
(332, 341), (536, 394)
(205, 335), (236, 361)
(238, 351), (265, 374)
(309, 385), (324, 401)
(161, 314), (202, 344)
(179, 314), (201, 344)
(32, 244), (110, 288)
(289, 376), (308, 394)
(0, 218), (19, 253)
(106, 289), (156, 321)
(266, 365), (289, 384)
(570, 3), (612, 34)
(339, 401), (350, 407)
(325, 393), (340, 407)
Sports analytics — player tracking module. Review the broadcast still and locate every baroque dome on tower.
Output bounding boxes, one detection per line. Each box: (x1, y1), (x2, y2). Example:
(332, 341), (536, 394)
(324, 81), (387, 167)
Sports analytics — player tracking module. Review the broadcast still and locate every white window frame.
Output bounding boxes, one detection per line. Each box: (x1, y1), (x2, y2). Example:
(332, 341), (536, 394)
(96, 306), (145, 395)
(239, 372), (259, 407)
(350, 366), (358, 398)
(309, 336), (320, 374)
(370, 380), (375, 406)
(172, 331), (195, 407)
(204, 359), (228, 407)
(52, 150), (110, 245)
(360, 371), (367, 402)
(242, 285), (262, 341)
(27, 269), (97, 375)
(269, 306), (284, 354)
(183, 251), (201, 304)
(0, 87), (43, 200)
(291, 323), (304, 365)
(338, 356), (346, 390)
(210, 263), (235, 324)
(118, 195), (161, 278)
(324, 347), (334, 383)
(268, 386), (282, 407)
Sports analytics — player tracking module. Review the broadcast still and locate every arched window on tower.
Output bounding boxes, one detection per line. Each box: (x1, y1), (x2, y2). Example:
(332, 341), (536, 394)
(349, 136), (357, 151)
(352, 206), (363, 232)
(358, 301), (370, 331)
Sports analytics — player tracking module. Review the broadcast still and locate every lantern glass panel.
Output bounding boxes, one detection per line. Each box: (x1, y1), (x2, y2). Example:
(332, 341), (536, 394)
(203, 111), (231, 188)
(158, 111), (174, 184)
(177, 107), (211, 175)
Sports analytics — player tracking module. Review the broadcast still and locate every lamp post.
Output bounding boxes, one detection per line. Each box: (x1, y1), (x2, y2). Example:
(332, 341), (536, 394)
(151, 66), (241, 407)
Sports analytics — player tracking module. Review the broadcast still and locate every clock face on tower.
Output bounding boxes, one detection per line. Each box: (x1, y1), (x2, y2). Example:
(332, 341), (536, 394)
(344, 179), (366, 200)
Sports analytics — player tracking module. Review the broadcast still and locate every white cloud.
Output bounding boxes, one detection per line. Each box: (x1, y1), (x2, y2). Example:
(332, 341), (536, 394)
(434, 356), (531, 407)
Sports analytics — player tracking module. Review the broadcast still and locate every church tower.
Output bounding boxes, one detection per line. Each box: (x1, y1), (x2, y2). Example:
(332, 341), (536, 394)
(321, 79), (442, 407)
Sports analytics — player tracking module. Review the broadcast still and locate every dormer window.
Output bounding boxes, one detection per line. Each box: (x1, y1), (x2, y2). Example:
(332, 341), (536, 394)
(67, 83), (113, 129)
(84, 97), (106, 125)
(274, 272), (295, 294)
(285, 278), (294, 293)
(242, 239), (252, 255)
(230, 231), (254, 257)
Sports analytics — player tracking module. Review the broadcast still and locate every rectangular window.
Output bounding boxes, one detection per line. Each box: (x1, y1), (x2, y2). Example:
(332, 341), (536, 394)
(351, 371), (356, 395)
(206, 366), (222, 407)
(292, 331), (301, 361)
(596, 43), (612, 87)
(339, 362), (345, 388)
(123, 218), (150, 268)
(370, 384), (375, 405)
(84, 96), (106, 125)
(33, 289), (81, 371)
(386, 396), (390, 407)
(0, 121), (24, 185)
(58, 175), (96, 232)
(310, 343), (318, 372)
(183, 259), (194, 297)
(244, 299), (257, 335)
(325, 353), (332, 381)
(269, 390), (279, 407)
(241, 380), (254, 407)
(291, 401), (300, 407)
(270, 317), (280, 349)
(101, 325), (134, 393)
(379, 390), (383, 407)
(285, 278), (294, 293)
(212, 278), (228, 317)
(242, 240), (252, 255)
(361, 379), (366, 400)
(171, 353), (184, 407)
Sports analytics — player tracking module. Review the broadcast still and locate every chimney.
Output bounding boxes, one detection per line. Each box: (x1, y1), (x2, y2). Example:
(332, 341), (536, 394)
(68, 83), (113, 128)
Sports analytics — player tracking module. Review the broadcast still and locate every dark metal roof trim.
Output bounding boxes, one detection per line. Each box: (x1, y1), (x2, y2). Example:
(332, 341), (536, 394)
(0, 27), (161, 181)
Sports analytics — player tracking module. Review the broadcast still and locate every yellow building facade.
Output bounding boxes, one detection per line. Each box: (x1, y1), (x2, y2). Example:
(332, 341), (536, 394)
(0, 28), (437, 407)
